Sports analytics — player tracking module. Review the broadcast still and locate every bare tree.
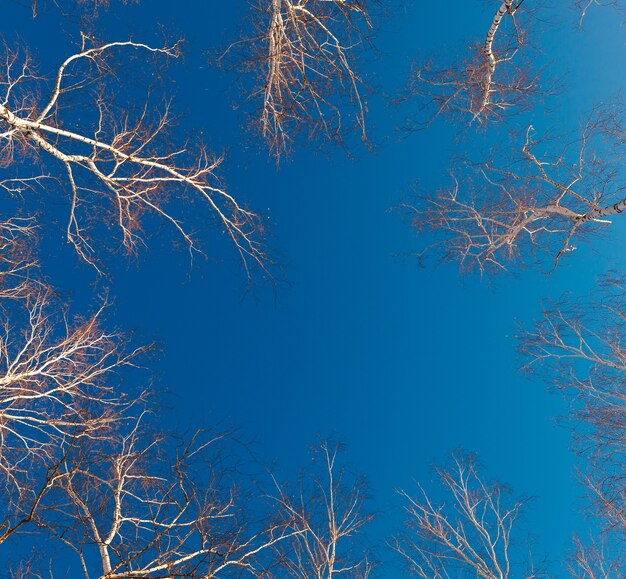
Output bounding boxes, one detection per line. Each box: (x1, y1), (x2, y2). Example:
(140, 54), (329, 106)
(568, 537), (625, 578)
(520, 275), (626, 537)
(271, 441), (374, 578)
(0, 293), (144, 458)
(0, 217), (156, 550)
(0, 287), (146, 546)
(223, 0), (372, 161)
(399, 0), (544, 128)
(35, 418), (298, 578)
(0, 36), (266, 276)
(0, 224), (297, 576)
(404, 112), (626, 274)
(394, 453), (537, 578)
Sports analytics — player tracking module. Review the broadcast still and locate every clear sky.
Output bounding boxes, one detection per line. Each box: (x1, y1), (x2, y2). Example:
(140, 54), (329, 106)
(6, 0), (626, 574)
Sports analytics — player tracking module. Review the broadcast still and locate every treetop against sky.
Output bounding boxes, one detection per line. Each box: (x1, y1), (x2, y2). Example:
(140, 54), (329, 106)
(0, 0), (625, 576)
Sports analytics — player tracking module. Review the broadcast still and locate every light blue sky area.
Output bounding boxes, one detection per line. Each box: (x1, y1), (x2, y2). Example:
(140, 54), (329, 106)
(6, 0), (626, 574)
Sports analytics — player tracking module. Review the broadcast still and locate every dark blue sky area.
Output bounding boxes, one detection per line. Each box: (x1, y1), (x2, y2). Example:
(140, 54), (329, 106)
(7, 1), (626, 573)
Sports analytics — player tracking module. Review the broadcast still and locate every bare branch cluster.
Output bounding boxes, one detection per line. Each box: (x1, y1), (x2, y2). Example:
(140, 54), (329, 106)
(0, 221), (150, 553)
(0, 36), (266, 276)
(395, 453), (532, 578)
(520, 276), (626, 540)
(270, 441), (373, 578)
(37, 424), (299, 578)
(404, 112), (626, 274)
(226, 0), (372, 161)
(400, 0), (544, 129)
(568, 537), (625, 578)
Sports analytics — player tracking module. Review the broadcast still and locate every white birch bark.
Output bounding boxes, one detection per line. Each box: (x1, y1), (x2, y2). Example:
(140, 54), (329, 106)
(578, 197), (626, 223)
(0, 42), (265, 276)
(476, 0), (515, 118)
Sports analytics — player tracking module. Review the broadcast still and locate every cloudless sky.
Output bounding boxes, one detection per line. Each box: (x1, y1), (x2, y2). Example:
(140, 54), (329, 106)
(6, 0), (626, 574)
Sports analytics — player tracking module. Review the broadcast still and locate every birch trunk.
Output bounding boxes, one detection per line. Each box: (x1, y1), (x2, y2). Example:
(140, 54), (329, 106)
(477, 0), (514, 117)
(578, 198), (626, 223)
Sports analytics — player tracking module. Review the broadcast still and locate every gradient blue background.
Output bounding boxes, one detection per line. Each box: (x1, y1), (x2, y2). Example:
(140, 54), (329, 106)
(6, 0), (626, 574)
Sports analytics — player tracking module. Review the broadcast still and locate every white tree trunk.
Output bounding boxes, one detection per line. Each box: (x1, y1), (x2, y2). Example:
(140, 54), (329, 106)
(579, 198), (626, 223)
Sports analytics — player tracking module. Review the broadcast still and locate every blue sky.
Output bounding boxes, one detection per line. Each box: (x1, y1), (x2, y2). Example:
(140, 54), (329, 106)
(6, 0), (626, 574)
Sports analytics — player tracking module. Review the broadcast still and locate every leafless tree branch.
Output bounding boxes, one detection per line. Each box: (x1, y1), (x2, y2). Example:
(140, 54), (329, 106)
(223, 0), (372, 161)
(520, 275), (626, 536)
(0, 37), (267, 276)
(399, 0), (546, 129)
(404, 111), (626, 274)
(394, 453), (535, 578)
(270, 441), (374, 578)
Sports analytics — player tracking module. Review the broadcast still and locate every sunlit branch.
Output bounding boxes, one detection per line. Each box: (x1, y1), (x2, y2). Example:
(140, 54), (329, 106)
(405, 117), (626, 273)
(394, 453), (530, 578)
(0, 38), (266, 276)
(575, 0), (626, 26)
(520, 276), (626, 535)
(0, 293), (145, 475)
(44, 423), (298, 578)
(226, 0), (371, 161)
(271, 441), (373, 578)
(401, 0), (538, 127)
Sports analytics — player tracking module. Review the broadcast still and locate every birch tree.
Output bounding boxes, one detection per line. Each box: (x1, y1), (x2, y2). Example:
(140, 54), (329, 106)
(270, 442), (373, 578)
(0, 230), (294, 577)
(404, 113), (626, 274)
(400, 0), (542, 128)
(519, 276), (626, 574)
(0, 36), (266, 276)
(0, 293), (145, 465)
(568, 538), (625, 578)
(0, 230), (152, 556)
(394, 453), (537, 578)
(520, 275), (626, 537)
(224, 0), (372, 161)
(37, 420), (298, 578)
(0, 297), (146, 546)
